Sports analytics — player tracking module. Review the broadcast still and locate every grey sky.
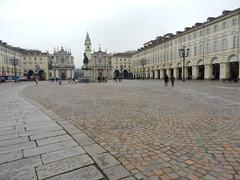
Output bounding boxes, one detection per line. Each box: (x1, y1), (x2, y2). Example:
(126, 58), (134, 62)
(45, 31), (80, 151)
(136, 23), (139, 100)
(0, 0), (239, 68)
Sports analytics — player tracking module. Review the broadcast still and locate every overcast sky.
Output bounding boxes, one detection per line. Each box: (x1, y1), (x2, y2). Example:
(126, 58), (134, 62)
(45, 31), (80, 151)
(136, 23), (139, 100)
(0, 0), (239, 68)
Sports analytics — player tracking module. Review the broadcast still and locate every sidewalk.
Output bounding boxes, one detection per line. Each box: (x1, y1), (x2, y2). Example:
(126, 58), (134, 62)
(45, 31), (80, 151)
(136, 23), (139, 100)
(0, 83), (134, 180)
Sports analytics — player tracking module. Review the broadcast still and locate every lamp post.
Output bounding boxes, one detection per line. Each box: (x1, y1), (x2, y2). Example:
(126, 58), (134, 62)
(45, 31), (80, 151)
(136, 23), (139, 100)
(9, 57), (19, 82)
(140, 58), (147, 80)
(120, 65), (123, 81)
(35, 63), (40, 79)
(178, 46), (190, 81)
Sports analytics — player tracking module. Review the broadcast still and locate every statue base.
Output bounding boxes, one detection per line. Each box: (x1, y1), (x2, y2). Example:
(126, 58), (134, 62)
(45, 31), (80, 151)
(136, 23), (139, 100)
(79, 65), (95, 83)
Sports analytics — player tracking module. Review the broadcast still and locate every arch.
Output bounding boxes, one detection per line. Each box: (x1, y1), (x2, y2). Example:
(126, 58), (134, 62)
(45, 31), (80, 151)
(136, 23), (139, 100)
(169, 64), (173, 68)
(211, 57), (220, 64)
(197, 59), (204, 65)
(114, 69), (120, 78)
(123, 70), (129, 79)
(186, 61), (192, 66)
(162, 64), (166, 69)
(229, 55), (237, 62)
(38, 70), (46, 80)
(27, 70), (34, 80)
(177, 63), (182, 67)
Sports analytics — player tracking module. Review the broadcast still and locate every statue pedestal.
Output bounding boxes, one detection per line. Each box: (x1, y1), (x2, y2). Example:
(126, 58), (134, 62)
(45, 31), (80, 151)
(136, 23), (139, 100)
(79, 65), (95, 83)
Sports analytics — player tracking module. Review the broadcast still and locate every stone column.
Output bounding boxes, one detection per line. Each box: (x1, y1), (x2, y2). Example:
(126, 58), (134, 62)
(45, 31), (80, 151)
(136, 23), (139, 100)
(56, 70), (59, 78)
(154, 70), (158, 79)
(166, 69), (170, 77)
(174, 67), (178, 79)
(204, 64), (212, 80)
(220, 62), (228, 80)
(192, 65), (198, 80)
(160, 69), (164, 79)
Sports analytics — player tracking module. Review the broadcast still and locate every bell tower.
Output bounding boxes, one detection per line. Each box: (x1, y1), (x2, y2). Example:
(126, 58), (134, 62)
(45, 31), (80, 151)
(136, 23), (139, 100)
(84, 32), (91, 61)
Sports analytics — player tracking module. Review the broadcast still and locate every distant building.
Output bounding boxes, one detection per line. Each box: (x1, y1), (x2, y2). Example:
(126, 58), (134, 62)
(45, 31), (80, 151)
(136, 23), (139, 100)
(111, 51), (136, 79)
(84, 33), (112, 81)
(49, 47), (75, 80)
(0, 41), (75, 80)
(132, 8), (240, 81)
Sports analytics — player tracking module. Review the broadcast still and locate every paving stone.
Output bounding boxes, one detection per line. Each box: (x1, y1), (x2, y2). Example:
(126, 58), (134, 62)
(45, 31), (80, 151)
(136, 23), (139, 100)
(36, 134), (72, 146)
(41, 145), (86, 164)
(0, 133), (18, 141)
(0, 156), (42, 176)
(19, 125), (62, 136)
(0, 128), (25, 136)
(0, 137), (29, 147)
(36, 154), (94, 179)
(103, 165), (131, 180)
(92, 153), (120, 169)
(0, 168), (37, 180)
(0, 150), (23, 164)
(121, 177), (137, 180)
(60, 123), (82, 134)
(72, 133), (95, 146)
(23, 140), (77, 157)
(0, 141), (36, 155)
(45, 165), (104, 180)
(83, 143), (106, 155)
(29, 129), (67, 140)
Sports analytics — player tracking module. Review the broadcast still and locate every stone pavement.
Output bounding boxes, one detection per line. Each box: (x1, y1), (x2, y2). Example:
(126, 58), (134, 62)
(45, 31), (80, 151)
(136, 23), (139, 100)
(20, 80), (240, 180)
(0, 83), (134, 180)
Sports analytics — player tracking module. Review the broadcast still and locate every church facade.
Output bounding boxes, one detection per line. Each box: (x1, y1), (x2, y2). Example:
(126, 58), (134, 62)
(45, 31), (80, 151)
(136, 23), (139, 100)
(84, 33), (112, 81)
(49, 47), (75, 80)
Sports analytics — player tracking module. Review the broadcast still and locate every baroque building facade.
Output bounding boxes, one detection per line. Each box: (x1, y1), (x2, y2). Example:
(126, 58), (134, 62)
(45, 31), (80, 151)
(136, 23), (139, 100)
(49, 47), (75, 80)
(132, 8), (240, 81)
(84, 33), (112, 81)
(111, 51), (135, 79)
(0, 41), (75, 80)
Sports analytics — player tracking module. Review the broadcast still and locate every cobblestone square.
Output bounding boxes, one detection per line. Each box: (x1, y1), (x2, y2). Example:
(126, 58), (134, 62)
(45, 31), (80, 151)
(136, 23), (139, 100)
(21, 80), (240, 179)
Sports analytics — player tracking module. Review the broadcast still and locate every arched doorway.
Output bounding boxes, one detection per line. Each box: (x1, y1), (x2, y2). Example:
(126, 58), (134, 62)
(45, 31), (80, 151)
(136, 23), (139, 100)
(128, 72), (133, 79)
(157, 70), (160, 79)
(177, 63), (182, 80)
(114, 70), (120, 79)
(197, 60), (204, 80)
(38, 70), (46, 80)
(27, 70), (34, 80)
(186, 61), (192, 80)
(212, 58), (220, 80)
(123, 70), (128, 79)
(229, 56), (239, 81)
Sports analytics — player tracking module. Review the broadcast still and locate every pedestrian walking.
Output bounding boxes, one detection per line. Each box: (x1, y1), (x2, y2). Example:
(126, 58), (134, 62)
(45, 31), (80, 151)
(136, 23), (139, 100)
(164, 74), (169, 87)
(34, 76), (38, 85)
(59, 79), (62, 86)
(170, 75), (175, 87)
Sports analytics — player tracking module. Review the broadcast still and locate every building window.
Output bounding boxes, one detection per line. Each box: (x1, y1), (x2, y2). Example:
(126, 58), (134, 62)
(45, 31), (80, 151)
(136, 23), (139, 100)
(220, 39), (228, 50)
(233, 36), (238, 48)
(213, 41), (219, 52)
(199, 31), (203, 36)
(232, 18), (236, 25)
(194, 46), (197, 55)
(222, 22), (227, 29)
(206, 28), (210, 34)
(214, 25), (218, 32)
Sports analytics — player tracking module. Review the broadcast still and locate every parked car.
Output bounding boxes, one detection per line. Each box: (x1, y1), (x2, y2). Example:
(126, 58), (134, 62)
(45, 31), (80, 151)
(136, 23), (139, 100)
(19, 77), (27, 81)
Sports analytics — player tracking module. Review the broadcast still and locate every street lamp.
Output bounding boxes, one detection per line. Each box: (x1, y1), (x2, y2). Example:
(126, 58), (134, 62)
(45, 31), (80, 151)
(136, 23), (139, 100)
(178, 46), (190, 81)
(140, 58), (147, 80)
(9, 57), (19, 82)
(35, 63), (40, 79)
(120, 65), (123, 81)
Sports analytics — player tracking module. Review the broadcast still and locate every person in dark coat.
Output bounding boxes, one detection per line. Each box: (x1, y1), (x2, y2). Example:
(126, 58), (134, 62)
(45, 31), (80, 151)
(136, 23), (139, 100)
(164, 74), (169, 87)
(170, 75), (175, 87)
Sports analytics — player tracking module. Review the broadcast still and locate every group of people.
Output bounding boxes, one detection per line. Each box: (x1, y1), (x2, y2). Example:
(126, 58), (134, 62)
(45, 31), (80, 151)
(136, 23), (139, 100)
(49, 77), (62, 85)
(164, 74), (175, 87)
